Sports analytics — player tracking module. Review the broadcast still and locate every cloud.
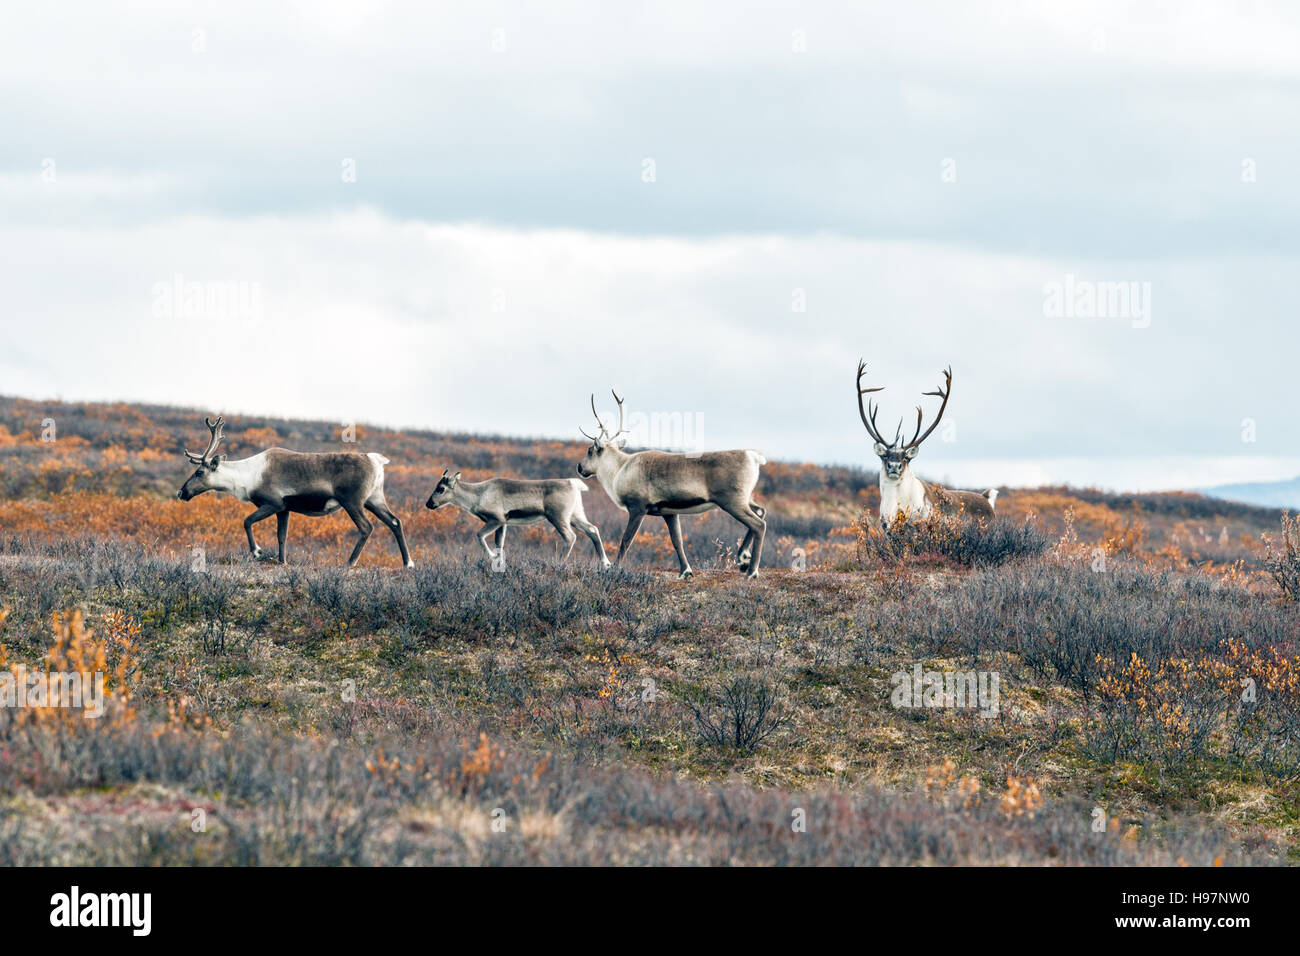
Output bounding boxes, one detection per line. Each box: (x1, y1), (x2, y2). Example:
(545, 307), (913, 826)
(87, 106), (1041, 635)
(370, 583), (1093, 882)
(3, 3), (1299, 254)
(1, 2), (1295, 491)
(1, 208), (1295, 490)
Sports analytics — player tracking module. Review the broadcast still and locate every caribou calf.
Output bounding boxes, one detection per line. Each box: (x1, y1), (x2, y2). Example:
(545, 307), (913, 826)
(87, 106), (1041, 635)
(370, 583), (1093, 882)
(425, 469), (610, 568)
(176, 416), (413, 567)
(577, 391), (767, 579)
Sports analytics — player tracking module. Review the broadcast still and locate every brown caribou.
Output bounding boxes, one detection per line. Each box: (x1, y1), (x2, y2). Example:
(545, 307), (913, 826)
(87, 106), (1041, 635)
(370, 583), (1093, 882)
(176, 416), (413, 567)
(577, 391), (767, 579)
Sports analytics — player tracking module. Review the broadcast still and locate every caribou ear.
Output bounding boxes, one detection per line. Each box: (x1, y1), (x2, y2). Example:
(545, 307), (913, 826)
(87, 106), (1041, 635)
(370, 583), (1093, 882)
(903, 446), (919, 460)
(873, 442), (887, 456)
(611, 437), (627, 449)
(210, 455), (224, 467)
(453, 471), (461, 482)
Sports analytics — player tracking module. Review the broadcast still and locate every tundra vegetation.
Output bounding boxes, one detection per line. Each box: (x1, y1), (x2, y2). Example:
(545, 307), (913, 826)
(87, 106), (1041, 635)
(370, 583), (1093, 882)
(0, 395), (1296, 865)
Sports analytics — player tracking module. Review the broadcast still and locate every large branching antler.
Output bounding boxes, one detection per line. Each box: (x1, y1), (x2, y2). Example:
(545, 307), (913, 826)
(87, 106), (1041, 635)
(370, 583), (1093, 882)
(903, 367), (952, 451)
(857, 361), (953, 451)
(855, 360), (890, 446)
(185, 415), (225, 464)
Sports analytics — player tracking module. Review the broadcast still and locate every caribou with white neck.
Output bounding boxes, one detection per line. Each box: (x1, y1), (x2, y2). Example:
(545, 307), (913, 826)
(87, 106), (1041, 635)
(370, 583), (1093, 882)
(176, 416), (413, 567)
(855, 362), (997, 524)
(577, 391), (767, 579)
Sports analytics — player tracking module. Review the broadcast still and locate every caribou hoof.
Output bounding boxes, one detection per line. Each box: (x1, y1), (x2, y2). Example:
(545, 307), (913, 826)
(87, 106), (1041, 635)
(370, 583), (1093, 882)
(251, 547), (264, 560)
(406, 560), (415, 569)
(679, 569), (694, 581)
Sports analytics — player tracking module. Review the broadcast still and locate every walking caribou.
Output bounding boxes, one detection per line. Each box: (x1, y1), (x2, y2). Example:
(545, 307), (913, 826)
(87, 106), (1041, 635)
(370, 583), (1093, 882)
(424, 469), (610, 568)
(855, 361), (997, 524)
(576, 391), (767, 579)
(176, 416), (413, 567)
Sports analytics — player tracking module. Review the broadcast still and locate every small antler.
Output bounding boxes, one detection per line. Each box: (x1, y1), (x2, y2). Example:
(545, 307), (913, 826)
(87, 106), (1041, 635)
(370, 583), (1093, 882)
(185, 415), (225, 464)
(904, 367), (952, 450)
(855, 360), (890, 446)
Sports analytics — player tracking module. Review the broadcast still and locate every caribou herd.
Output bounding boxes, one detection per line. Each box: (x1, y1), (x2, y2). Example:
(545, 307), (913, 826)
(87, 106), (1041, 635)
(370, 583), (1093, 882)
(176, 363), (998, 577)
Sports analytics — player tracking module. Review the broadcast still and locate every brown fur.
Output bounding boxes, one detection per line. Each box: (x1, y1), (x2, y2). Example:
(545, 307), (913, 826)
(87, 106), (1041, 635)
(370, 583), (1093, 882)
(924, 484), (996, 519)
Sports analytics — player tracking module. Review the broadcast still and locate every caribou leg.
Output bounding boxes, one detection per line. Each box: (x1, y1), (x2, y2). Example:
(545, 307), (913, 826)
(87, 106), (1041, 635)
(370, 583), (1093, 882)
(737, 501), (766, 571)
(341, 501), (374, 567)
(719, 500), (765, 578)
(572, 516), (610, 566)
(547, 515), (578, 562)
(615, 507), (646, 565)
(664, 514), (693, 580)
(737, 528), (756, 572)
(477, 519), (505, 562)
(276, 510), (290, 563)
(244, 504), (279, 560)
(365, 499), (413, 568)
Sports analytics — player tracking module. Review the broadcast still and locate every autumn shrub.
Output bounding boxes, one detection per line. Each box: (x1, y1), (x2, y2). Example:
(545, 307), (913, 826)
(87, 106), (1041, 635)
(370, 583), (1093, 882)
(1087, 652), (1238, 768)
(855, 511), (1051, 568)
(859, 560), (1298, 700)
(0, 608), (137, 729)
(685, 675), (791, 754)
(1101, 516), (1146, 556)
(1083, 638), (1300, 782)
(1221, 637), (1300, 782)
(1263, 512), (1300, 601)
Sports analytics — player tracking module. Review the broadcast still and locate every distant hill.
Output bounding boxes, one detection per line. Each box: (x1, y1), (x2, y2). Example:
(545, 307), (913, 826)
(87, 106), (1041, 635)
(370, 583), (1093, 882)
(0, 393), (1283, 566)
(1202, 476), (1300, 510)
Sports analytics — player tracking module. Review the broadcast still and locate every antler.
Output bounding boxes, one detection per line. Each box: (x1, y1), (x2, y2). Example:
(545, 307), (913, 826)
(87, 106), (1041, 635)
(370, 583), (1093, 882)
(855, 360), (890, 446)
(185, 415), (225, 464)
(903, 367), (952, 450)
(583, 390), (627, 444)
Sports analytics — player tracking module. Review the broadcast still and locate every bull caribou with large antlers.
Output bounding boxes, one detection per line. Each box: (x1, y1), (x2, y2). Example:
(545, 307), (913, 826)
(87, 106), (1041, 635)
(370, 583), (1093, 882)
(577, 391), (767, 579)
(855, 362), (997, 524)
(176, 416), (413, 567)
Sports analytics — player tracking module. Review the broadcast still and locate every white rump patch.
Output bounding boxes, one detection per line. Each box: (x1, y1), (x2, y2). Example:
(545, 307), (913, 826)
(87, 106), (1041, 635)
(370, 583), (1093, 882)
(986, 489), (999, 509)
(570, 478), (588, 493)
(747, 450), (767, 466)
(365, 452), (389, 499)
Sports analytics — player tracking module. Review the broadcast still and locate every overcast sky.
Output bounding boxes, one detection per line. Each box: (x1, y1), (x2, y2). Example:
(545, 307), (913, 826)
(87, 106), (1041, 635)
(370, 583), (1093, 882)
(2, 1), (1298, 490)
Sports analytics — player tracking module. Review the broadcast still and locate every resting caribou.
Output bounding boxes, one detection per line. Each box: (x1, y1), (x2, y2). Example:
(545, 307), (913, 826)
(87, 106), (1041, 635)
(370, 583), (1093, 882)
(425, 469), (610, 568)
(577, 391), (767, 579)
(855, 361), (997, 524)
(176, 416), (413, 567)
